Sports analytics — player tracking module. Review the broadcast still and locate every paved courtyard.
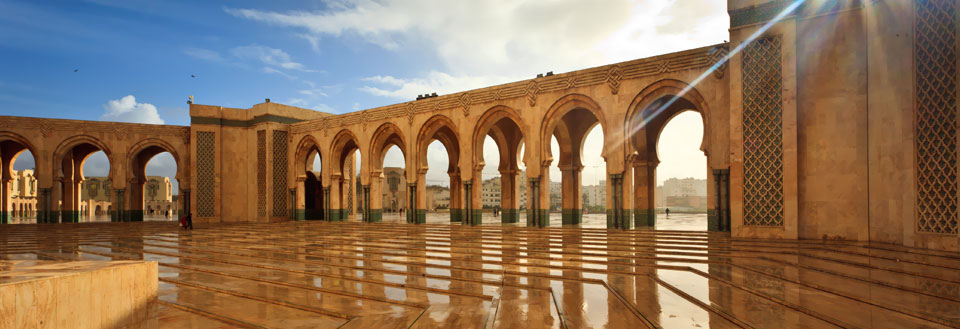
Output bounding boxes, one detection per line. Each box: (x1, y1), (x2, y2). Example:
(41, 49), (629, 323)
(1, 217), (959, 328)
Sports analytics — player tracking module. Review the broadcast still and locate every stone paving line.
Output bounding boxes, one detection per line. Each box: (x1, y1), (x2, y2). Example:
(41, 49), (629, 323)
(1, 221), (959, 328)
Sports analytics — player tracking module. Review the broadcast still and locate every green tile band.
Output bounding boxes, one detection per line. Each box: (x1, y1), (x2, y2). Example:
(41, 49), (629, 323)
(450, 208), (462, 222)
(501, 208), (519, 223)
(707, 209), (719, 231)
(367, 209), (382, 223)
(634, 208), (656, 227)
(561, 208), (582, 225)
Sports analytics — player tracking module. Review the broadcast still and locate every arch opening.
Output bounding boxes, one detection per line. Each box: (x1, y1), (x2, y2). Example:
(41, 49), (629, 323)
(417, 115), (462, 223)
(653, 111), (708, 230)
(473, 108), (525, 225)
(56, 140), (111, 223)
(626, 85), (713, 230)
(2, 144), (37, 223)
(543, 106), (606, 227)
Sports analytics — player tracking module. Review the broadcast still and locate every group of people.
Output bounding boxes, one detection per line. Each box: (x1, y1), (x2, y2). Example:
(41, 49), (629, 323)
(179, 213), (193, 230)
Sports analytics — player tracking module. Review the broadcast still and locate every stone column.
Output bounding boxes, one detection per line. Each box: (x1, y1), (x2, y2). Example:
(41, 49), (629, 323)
(472, 175), (483, 225)
(526, 177), (548, 227)
(180, 189), (191, 217)
(51, 179), (62, 223)
(0, 177), (10, 224)
(128, 178), (145, 222)
(710, 170), (721, 231)
(36, 188), (51, 223)
(60, 157), (76, 223)
(294, 176), (306, 220)
(449, 172), (462, 222)
(633, 160), (657, 227)
(415, 169), (427, 224)
(112, 188), (126, 222)
(559, 164), (584, 225)
(719, 169), (730, 232)
(362, 185), (372, 222)
(328, 173), (342, 221)
(608, 173), (631, 229)
(462, 180), (476, 225)
(535, 165), (551, 227)
(368, 172), (382, 222)
(323, 186), (332, 221)
(499, 169), (520, 223)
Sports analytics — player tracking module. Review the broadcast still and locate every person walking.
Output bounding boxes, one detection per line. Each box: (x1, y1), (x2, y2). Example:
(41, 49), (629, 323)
(665, 208), (670, 218)
(186, 213), (193, 230)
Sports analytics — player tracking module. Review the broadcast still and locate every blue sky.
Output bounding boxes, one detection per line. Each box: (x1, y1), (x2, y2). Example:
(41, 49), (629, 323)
(2, 0), (728, 190)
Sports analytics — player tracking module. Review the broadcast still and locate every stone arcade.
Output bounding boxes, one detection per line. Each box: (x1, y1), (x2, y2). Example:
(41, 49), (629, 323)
(1, 0), (959, 252)
(3, 1), (960, 327)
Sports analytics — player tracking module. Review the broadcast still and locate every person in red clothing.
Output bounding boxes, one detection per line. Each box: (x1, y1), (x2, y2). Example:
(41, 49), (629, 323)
(179, 214), (187, 229)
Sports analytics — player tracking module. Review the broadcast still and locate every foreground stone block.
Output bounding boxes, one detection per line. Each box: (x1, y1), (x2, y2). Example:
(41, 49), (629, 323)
(0, 260), (158, 328)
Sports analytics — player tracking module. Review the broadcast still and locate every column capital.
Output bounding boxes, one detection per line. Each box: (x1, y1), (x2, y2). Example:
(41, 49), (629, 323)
(632, 159), (659, 168)
(557, 164), (584, 172)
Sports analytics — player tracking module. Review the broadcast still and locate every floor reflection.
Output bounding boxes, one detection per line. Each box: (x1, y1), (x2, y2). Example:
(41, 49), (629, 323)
(1, 216), (958, 328)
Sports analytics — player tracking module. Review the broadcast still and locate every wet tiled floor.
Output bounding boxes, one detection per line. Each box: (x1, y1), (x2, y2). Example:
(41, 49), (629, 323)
(1, 214), (959, 328)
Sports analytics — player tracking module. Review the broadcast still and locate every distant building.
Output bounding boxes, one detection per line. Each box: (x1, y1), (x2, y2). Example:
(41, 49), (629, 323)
(657, 177), (708, 211)
(549, 181), (561, 210)
(382, 167), (406, 211)
(81, 176), (178, 217)
(478, 171), (528, 209)
(426, 185), (449, 210)
(582, 180), (606, 207)
(8, 169), (38, 217)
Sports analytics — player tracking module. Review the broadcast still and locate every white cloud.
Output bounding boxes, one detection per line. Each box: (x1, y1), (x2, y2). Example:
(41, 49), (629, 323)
(231, 44), (317, 72)
(312, 103), (338, 113)
(100, 95), (164, 124)
(182, 47), (223, 62)
(263, 66), (297, 80)
(229, 0), (724, 183)
(359, 71), (512, 100)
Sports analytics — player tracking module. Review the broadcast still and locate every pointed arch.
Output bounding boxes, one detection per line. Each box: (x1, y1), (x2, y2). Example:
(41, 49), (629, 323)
(471, 105), (526, 169)
(416, 114), (460, 174)
(540, 93), (608, 163)
(329, 129), (360, 176)
(626, 78), (711, 159)
(369, 122), (407, 172)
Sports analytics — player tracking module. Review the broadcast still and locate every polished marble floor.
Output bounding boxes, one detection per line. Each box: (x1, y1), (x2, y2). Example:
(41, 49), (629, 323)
(1, 215), (959, 328)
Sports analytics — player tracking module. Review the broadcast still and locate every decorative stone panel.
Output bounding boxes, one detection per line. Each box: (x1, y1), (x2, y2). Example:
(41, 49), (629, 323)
(272, 130), (289, 217)
(915, 0), (958, 234)
(196, 131), (215, 217)
(742, 36), (784, 227)
(257, 130), (266, 217)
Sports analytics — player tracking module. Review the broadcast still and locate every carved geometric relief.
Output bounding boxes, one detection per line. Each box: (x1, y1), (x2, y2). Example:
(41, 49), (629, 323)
(196, 131), (215, 217)
(257, 130), (266, 217)
(742, 36), (784, 227)
(915, 0), (959, 234)
(272, 130), (289, 217)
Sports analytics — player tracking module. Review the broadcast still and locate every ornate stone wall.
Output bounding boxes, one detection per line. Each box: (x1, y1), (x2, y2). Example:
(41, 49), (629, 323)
(915, 0), (958, 235)
(196, 131), (215, 217)
(741, 36), (784, 227)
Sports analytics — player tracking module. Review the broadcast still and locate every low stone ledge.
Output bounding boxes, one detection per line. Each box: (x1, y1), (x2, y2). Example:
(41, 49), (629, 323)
(0, 260), (158, 328)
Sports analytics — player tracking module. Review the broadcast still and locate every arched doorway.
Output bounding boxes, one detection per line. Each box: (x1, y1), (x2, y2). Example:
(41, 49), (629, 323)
(295, 135), (325, 221)
(541, 95), (607, 227)
(0, 134), (36, 224)
(329, 130), (362, 222)
(417, 115), (461, 223)
(128, 139), (181, 222)
(627, 80), (724, 231)
(54, 136), (111, 223)
(655, 111), (708, 230)
(370, 123), (408, 223)
(472, 106), (525, 226)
